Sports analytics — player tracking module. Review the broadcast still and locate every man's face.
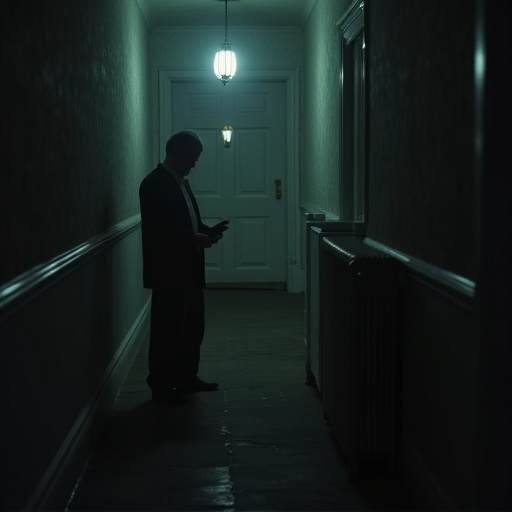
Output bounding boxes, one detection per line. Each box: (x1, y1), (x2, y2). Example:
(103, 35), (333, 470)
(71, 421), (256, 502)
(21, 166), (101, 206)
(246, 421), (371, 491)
(174, 149), (202, 177)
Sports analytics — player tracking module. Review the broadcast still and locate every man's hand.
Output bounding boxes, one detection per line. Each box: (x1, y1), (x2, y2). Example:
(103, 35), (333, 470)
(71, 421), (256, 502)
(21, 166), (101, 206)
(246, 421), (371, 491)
(196, 221), (230, 248)
(211, 220), (230, 237)
(195, 233), (213, 248)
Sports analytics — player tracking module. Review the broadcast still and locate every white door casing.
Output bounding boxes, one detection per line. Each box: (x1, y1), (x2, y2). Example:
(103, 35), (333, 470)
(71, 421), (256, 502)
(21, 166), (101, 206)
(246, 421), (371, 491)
(158, 68), (302, 292)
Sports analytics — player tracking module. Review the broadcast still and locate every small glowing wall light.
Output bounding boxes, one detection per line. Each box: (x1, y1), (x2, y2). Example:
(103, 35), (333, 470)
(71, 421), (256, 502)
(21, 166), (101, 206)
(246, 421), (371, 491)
(222, 125), (234, 147)
(214, 0), (237, 85)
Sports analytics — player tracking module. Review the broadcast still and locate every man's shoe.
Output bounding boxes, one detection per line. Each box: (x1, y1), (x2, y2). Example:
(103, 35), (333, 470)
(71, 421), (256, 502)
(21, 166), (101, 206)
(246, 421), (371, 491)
(152, 388), (189, 404)
(177, 377), (219, 393)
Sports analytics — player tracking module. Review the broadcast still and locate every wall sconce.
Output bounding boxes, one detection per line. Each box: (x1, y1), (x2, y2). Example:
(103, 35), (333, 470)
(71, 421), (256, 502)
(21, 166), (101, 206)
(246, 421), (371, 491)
(222, 125), (234, 147)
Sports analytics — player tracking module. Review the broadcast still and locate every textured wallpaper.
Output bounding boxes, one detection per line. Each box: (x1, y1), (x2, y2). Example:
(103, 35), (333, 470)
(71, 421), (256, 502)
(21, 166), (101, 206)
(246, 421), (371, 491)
(301, 0), (351, 218)
(367, 0), (475, 278)
(1, 0), (152, 285)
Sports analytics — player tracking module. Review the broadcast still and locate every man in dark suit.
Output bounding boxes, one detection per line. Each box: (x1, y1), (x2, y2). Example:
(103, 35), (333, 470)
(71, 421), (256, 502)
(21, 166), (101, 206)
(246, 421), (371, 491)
(139, 130), (229, 404)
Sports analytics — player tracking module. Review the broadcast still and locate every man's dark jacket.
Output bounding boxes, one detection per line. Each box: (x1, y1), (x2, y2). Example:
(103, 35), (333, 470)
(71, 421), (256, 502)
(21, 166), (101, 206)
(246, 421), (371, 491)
(139, 164), (213, 291)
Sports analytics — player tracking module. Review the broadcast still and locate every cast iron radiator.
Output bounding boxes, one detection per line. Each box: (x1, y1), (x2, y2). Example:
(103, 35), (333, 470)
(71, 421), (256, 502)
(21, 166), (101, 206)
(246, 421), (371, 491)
(319, 235), (402, 477)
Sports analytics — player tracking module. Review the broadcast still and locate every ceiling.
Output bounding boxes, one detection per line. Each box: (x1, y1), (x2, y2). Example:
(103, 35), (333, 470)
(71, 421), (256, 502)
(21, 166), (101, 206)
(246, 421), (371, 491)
(136, 0), (318, 30)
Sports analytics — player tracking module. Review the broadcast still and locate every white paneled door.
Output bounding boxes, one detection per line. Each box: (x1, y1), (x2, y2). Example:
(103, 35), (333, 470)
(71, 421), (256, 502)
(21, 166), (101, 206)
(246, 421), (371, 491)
(172, 80), (287, 285)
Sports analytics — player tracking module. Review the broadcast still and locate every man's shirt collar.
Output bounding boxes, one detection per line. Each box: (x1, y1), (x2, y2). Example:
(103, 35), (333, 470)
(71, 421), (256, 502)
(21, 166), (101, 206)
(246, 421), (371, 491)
(161, 162), (185, 182)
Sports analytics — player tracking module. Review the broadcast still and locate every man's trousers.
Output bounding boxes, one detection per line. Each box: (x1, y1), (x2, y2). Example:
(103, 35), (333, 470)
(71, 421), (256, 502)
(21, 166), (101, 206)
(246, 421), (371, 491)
(146, 286), (205, 391)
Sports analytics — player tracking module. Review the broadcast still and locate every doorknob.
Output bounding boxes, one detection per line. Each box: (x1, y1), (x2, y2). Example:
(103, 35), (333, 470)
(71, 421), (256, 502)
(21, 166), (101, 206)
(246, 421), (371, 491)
(274, 179), (282, 200)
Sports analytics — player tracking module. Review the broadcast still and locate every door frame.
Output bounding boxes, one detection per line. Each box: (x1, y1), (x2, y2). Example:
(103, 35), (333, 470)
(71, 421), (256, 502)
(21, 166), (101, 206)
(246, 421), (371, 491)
(158, 67), (302, 292)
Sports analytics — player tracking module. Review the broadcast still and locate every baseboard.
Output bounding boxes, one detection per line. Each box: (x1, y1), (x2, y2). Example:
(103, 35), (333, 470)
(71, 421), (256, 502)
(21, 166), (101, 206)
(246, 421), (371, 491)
(400, 437), (456, 511)
(206, 282), (286, 290)
(26, 298), (151, 511)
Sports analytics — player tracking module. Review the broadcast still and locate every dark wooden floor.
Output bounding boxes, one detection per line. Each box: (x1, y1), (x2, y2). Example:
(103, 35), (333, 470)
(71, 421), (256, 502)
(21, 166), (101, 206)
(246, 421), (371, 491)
(66, 290), (413, 511)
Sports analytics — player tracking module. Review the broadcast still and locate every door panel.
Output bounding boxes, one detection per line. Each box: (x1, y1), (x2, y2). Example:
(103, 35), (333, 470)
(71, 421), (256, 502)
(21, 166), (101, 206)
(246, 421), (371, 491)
(172, 80), (287, 284)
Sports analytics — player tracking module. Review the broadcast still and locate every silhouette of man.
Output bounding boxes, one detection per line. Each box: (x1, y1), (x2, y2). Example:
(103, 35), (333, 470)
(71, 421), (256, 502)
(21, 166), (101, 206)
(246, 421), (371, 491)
(139, 130), (229, 404)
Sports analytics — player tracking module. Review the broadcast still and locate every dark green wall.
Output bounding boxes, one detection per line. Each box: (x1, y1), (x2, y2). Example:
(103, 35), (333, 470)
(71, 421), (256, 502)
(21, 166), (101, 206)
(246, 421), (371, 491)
(366, 0), (475, 278)
(1, 0), (152, 285)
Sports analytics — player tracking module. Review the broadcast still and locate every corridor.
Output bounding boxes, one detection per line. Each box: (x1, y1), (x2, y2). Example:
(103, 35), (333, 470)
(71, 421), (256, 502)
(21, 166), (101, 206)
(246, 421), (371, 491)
(66, 290), (412, 511)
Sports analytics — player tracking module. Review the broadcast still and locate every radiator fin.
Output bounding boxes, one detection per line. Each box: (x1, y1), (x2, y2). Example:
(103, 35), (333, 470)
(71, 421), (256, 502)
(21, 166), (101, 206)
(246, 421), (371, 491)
(320, 236), (401, 477)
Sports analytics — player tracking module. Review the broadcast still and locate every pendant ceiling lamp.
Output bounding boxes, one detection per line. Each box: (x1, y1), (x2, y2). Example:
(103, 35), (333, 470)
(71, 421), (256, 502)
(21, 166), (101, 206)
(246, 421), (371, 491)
(214, 0), (237, 85)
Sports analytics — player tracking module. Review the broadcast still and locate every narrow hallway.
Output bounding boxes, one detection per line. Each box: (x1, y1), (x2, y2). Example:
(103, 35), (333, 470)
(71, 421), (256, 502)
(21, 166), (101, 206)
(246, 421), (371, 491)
(66, 290), (411, 511)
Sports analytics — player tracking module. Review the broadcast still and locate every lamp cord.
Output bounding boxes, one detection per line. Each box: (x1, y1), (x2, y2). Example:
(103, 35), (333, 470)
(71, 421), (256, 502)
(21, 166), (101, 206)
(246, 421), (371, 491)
(224, 0), (228, 42)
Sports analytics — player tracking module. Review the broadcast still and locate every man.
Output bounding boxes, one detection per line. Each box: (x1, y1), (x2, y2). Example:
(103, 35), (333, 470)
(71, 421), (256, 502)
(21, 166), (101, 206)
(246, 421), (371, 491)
(139, 130), (229, 404)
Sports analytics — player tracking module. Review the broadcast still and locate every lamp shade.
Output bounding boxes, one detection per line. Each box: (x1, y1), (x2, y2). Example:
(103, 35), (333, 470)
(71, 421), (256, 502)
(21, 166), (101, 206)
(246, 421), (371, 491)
(214, 44), (237, 85)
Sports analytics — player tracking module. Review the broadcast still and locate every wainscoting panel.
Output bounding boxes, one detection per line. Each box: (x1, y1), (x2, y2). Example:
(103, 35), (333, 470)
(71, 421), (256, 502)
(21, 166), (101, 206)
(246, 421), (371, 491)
(400, 270), (478, 510)
(0, 217), (151, 511)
